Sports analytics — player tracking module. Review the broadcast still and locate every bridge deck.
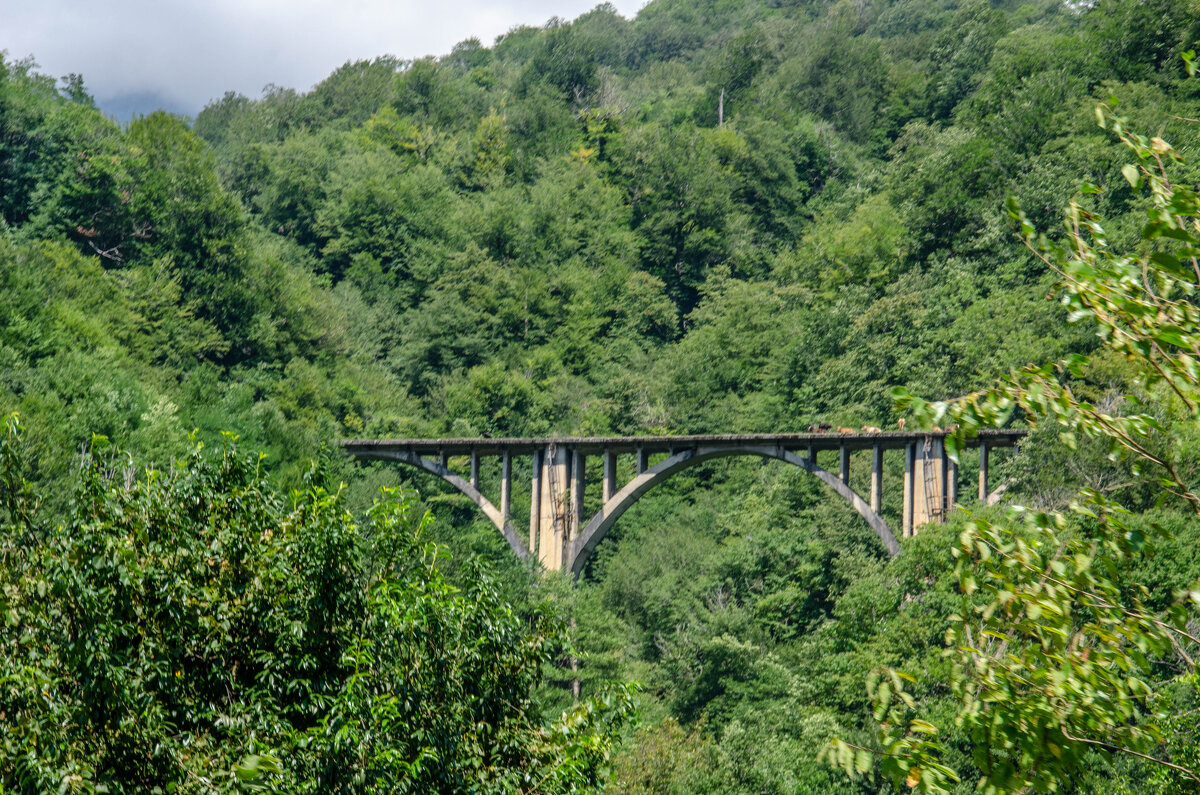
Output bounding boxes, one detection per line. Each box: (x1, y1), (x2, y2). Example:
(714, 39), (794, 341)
(340, 428), (1025, 456)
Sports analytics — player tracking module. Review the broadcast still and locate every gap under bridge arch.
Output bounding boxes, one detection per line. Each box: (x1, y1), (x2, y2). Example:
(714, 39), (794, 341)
(568, 443), (896, 577)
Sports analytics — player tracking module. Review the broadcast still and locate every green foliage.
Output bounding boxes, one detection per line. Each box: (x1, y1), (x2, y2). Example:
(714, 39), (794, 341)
(823, 670), (960, 793)
(861, 93), (1200, 793)
(0, 418), (635, 793)
(3, 0), (1200, 788)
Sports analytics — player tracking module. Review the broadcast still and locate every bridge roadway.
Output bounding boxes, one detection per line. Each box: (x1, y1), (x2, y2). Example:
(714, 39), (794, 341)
(341, 429), (1025, 576)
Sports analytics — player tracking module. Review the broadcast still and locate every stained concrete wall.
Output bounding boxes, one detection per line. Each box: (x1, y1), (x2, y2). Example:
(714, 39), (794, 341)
(911, 437), (947, 532)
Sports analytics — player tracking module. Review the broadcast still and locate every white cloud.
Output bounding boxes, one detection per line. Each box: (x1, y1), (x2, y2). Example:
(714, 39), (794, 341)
(0, 0), (646, 116)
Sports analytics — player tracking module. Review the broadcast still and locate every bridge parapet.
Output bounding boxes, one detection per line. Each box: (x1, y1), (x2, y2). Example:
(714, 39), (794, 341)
(341, 430), (1025, 574)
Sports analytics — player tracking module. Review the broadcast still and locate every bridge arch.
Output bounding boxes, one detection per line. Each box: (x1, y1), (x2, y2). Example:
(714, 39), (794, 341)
(351, 448), (530, 560)
(568, 444), (898, 577)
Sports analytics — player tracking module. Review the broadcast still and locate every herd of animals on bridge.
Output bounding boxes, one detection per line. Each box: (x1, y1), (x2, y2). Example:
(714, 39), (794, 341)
(342, 428), (1024, 575)
(808, 419), (942, 434)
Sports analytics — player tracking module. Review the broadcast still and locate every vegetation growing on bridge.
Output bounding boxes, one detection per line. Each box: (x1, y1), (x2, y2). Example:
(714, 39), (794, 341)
(1, 0), (1199, 790)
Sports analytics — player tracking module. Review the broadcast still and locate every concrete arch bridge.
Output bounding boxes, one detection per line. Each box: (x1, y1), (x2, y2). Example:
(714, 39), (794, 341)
(341, 431), (1023, 577)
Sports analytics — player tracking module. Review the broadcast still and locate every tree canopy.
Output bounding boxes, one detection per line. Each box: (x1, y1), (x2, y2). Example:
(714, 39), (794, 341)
(1, 0), (1199, 790)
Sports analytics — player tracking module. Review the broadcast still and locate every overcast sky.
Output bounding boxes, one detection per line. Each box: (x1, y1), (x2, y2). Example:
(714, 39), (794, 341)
(1, 0), (646, 119)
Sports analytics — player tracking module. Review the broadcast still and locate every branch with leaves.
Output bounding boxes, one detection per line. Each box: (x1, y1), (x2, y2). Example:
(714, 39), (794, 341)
(830, 82), (1200, 794)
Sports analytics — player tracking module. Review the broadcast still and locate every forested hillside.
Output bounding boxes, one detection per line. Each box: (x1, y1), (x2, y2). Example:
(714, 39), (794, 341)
(3, 0), (1200, 790)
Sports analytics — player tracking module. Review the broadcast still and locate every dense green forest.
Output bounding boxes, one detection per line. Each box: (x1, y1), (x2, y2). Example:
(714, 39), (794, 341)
(3, 0), (1200, 790)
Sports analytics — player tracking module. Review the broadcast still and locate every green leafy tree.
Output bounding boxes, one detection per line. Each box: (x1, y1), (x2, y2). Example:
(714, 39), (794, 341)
(518, 18), (602, 103)
(830, 93), (1200, 793)
(0, 416), (635, 793)
(924, 0), (1007, 120)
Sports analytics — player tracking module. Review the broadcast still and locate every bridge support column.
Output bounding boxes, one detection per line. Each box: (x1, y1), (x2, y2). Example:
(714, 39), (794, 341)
(912, 437), (946, 530)
(603, 451), (617, 501)
(978, 442), (989, 502)
(572, 450), (586, 542)
(501, 452), (512, 521)
(537, 444), (572, 570)
(839, 446), (850, 484)
(903, 443), (914, 536)
(871, 446), (882, 514)
(530, 449), (542, 558)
